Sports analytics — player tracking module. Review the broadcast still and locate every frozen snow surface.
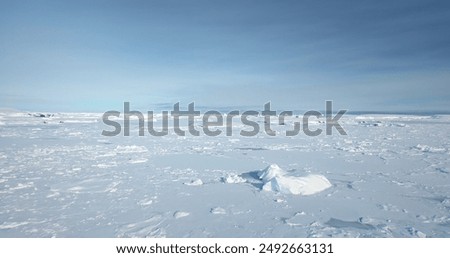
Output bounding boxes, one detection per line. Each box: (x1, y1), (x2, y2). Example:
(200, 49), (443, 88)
(0, 111), (450, 237)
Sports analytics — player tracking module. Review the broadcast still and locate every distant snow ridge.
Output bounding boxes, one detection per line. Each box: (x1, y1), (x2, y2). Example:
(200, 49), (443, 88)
(114, 145), (148, 153)
(258, 164), (332, 196)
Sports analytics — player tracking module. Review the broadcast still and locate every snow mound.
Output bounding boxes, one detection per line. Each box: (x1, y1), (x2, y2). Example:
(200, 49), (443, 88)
(184, 179), (203, 186)
(210, 207), (227, 215)
(258, 164), (286, 182)
(259, 164), (332, 196)
(173, 211), (190, 219)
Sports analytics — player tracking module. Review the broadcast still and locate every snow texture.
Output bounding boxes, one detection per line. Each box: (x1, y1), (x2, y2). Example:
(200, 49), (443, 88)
(0, 111), (449, 237)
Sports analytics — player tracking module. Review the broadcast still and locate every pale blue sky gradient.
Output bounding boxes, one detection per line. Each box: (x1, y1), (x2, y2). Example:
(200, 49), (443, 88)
(1, 0), (449, 112)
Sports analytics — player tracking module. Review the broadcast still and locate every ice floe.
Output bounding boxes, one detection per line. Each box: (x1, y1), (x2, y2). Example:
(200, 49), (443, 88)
(258, 164), (332, 195)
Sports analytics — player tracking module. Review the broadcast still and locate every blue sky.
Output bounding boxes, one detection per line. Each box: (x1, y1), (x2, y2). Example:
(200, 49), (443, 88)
(1, 0), (449, 112)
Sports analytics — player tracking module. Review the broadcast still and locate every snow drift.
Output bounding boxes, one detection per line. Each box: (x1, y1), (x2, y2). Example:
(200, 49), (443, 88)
(258, 164), (332, 195)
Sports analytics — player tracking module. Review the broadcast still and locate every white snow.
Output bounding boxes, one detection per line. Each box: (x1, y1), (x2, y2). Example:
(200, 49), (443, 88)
(258, 164), (286, 182)
(210, 207), (227, 215)
(0, 222), (30, 230)
(184, 179), (203, 186)
(0, 112), (449, 237)
(414, 144), (446, 153)
(173, 211), (190, 219)
(223, 174), (246, 184)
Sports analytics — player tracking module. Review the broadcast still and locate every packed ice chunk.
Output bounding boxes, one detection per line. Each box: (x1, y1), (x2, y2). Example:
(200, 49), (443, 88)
(258, 164), (286, 182)
(210, 207), (227, 215)
(184, 179), (203, 186)
(114, 145), (148, 153)
(259, 164), (331, 196)
(223, 174), (246, 184)
(414, 144), (446, 153)
(173, 211), (190, 219)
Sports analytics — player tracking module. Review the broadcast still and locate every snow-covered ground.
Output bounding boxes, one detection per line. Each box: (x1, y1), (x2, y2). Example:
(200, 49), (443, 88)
(0, 111), (449, 237)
